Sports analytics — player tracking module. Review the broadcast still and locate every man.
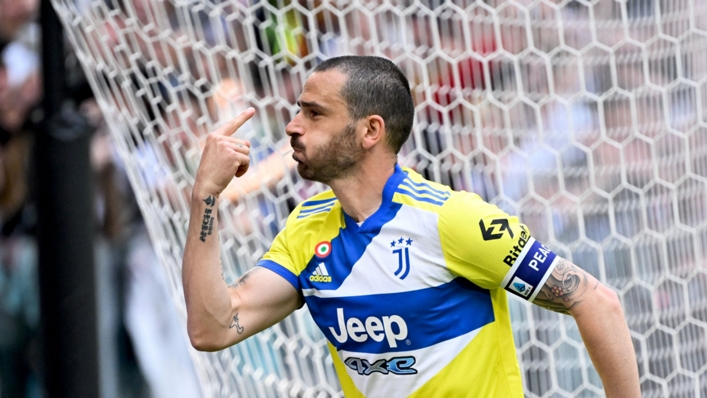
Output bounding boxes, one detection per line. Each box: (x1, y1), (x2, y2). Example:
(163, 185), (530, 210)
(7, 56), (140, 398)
(182, 56), (640, 397)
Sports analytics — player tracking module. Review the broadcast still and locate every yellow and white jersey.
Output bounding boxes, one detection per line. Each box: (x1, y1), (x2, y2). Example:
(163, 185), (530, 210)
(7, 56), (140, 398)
(258, 165), (559, 397)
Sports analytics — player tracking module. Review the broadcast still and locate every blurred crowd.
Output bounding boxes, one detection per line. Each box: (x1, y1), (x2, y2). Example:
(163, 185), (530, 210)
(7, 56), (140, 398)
(0, 0), (202, 397)
(0, 0), (45, 395)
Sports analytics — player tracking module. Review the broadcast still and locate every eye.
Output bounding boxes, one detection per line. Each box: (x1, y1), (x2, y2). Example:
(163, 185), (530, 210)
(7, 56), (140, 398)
(309, 110), (320, 117)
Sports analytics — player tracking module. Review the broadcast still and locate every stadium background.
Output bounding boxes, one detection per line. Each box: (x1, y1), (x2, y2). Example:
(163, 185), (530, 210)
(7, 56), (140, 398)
(1, 0), (707, 397)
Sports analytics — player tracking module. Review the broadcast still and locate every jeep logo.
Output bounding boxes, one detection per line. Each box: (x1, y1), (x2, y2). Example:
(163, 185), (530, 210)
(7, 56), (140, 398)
(329, 308), (408, 348)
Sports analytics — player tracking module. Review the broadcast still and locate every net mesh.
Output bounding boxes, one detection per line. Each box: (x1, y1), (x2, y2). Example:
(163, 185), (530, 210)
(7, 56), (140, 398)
(52, 0), (707, 396)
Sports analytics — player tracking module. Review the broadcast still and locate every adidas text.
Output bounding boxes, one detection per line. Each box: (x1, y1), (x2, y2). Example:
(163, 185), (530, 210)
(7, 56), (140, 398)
(310, 263), (332, 283)
(309, 275), (332, 282)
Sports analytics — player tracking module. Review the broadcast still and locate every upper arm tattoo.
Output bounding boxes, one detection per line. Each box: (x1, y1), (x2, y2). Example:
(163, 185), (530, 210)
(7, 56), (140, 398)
(533, 258), (598, 315)
(229, 266), (261, 289)
(226, 267), (263, 334)
(229, 313), (245, 334)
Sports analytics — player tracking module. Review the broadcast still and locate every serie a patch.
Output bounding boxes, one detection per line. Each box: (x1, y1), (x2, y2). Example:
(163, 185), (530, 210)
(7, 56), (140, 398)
(501, 237), (558, 301)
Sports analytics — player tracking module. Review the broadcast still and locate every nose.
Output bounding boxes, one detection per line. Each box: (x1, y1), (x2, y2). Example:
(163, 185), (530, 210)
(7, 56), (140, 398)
(285, 111), (303, 137)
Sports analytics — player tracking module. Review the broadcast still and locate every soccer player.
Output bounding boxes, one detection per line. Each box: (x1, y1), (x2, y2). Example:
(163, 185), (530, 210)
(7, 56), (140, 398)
(182, 56), (640, 397)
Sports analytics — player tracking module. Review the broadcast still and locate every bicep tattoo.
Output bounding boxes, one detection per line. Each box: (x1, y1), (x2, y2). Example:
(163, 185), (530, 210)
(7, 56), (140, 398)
(229, 266), (261, 289)
(533, 258), (597, 315)
(226, 268), (263, 334)
(229, 313), (245, 334)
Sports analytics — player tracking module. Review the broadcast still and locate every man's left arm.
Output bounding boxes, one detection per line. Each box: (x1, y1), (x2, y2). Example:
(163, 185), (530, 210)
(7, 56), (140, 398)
(532, 257), (640, 398)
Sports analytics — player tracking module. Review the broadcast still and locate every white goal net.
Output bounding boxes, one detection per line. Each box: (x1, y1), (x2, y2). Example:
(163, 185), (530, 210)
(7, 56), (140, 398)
(53, 0), (707, 396)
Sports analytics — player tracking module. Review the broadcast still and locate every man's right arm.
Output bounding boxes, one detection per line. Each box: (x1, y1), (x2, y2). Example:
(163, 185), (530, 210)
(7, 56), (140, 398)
(531, 258), (640, 397)
(182, 108), (301, 352)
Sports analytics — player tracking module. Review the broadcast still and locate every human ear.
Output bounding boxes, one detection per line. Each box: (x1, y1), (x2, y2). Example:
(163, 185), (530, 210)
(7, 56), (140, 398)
(361, 115), (385, 150)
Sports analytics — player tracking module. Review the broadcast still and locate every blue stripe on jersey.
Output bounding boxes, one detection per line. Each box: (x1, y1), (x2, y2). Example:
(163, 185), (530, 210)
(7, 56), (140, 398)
(300, 166), (408, 291)
(306, 278), (494, 353)
(401, 178), (450, 198)
(399, 180), (451, 202)
(300, 203), (335, 214)
(298, 204), (335, 218)
(302, 197), (337, 207)
(300, 201), (403, 291)
(297, 208), (332, 219)
(504, 240), (556, 300)
(395, 188), (447, 206)
(257, 260), (300, 291)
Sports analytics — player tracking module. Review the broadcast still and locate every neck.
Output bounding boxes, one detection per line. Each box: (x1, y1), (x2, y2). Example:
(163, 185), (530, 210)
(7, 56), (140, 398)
(328, 157), (397, 223)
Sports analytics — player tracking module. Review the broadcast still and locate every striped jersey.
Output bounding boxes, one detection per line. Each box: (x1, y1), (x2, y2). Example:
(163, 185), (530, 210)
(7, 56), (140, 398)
(258, 165), (559, 397)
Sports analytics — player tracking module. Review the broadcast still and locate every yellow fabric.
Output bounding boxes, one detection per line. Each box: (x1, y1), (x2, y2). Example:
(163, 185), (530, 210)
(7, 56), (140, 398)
(439, 195), (531, 290)
(261, 191), (341, 277)
(330, 343), (366, 398)
(408, 293), (522, 398)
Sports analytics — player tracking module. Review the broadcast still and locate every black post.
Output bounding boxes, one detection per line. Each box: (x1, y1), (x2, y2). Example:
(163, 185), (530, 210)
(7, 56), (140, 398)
(37, 1), (100, 397)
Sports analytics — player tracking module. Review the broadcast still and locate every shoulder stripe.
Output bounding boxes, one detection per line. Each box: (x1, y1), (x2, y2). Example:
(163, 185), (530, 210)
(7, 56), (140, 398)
(297, 204), (335, 219)
(400, 180), (451, 201)
(401, 177), (450, 197)
(395, 188), (447, 206)
(299, 202), (335, 215)
(302, 197), (337, 207)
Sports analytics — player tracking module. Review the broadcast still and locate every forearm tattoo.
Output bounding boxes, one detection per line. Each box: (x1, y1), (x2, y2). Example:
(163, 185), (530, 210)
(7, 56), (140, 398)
(533, 258), (597, 315)
(199, 195), (216, 242)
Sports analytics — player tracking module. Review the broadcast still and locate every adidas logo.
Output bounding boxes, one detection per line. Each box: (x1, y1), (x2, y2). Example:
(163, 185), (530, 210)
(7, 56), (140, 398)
(309, 263), (332, 283)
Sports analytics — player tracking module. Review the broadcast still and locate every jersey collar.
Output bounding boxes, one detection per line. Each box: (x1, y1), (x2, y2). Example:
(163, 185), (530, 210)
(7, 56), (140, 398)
(343, 164), (407, 233)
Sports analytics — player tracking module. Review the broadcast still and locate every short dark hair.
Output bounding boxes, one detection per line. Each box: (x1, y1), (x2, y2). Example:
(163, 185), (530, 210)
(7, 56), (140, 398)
(313, 56), (414, 154)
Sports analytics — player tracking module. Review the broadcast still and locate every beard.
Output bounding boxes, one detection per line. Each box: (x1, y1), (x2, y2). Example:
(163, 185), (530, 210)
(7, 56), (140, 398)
(291, 121), (362, 184)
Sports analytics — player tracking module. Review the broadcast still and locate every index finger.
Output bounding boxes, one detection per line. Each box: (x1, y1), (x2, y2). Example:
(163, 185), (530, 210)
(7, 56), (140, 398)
(216, 107), (256, 136)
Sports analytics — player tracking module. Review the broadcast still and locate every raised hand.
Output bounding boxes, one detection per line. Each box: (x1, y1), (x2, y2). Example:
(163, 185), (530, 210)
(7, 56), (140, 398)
(193, 108), (255, 198)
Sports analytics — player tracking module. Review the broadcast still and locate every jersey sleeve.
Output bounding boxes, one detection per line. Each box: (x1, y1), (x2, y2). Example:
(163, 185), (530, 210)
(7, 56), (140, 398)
(439, 191), (559, 302)
(256, 212), (302, 292)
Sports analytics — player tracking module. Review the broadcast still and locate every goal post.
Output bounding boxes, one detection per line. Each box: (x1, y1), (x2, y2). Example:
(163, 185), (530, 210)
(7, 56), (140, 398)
(53, 0), (707, 396)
